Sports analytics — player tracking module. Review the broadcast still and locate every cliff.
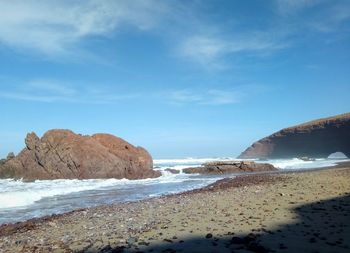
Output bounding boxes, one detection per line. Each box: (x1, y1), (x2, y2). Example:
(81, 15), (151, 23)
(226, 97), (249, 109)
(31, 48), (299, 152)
(0, 129), (161, 180)
(239, 113), (350, 159)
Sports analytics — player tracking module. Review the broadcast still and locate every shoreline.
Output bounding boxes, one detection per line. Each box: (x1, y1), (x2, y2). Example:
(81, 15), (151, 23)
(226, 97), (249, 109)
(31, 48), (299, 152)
(0, 170), (289, 233)
(0, 164), (350, 252)
(2, 160), (349, 228)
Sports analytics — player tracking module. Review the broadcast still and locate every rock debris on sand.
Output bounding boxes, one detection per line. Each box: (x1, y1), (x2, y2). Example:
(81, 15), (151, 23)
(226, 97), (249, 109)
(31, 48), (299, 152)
(0, 167), (350, 253)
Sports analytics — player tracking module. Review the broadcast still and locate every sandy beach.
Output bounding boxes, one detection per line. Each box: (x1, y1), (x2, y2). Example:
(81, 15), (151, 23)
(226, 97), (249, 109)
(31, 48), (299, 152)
(0, 165), (349, 253)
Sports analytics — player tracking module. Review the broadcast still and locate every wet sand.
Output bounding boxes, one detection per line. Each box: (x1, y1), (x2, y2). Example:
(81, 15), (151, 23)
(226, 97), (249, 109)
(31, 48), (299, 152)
(0, 165), (349, 253)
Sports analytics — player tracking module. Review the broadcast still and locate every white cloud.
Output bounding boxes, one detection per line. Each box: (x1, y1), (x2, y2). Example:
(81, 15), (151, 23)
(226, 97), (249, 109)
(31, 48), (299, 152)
(168, 89), (241, 106)
(204, 90), (240, 105)
(275, 0), (350, 33)
(0, 0), (167, 55)
(308, 2), (350, 33)
(0, 80), (242, 106)
(275, 0), (322, 14)
(0, 79), (139, 104)
(0, 0), (290, 66)
(28, 79), (76, 96)
(0, 0), (347, 68)
(179, 32), (287, 67)
(0, 80), (244, 106)
(177, 0), (349, 68)
(0, 92), (67, 103)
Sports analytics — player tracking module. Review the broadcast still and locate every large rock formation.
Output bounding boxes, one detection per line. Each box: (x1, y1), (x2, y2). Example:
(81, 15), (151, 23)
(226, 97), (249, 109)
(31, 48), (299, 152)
(0, 129), (161, 180)
(183, 161), (276, 174)
(239, 113), (350, 159)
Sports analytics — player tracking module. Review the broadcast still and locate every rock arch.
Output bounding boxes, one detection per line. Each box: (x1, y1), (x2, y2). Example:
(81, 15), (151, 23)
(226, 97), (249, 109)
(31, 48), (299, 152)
(239, 113), (350, 159)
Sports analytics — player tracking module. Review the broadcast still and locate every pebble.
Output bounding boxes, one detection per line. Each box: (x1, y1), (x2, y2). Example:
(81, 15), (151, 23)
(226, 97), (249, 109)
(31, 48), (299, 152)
(127, 237), (138, 245)
(231, 236), (246, 244)
(205, 233), (213, 239)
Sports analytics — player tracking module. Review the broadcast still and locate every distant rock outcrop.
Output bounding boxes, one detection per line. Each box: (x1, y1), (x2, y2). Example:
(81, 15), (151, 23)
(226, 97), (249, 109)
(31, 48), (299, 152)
(164, 168), (180, 174)
(239, 113), (350, 159)
(0, 129), (161, 180)
(183, 161), (276, 174)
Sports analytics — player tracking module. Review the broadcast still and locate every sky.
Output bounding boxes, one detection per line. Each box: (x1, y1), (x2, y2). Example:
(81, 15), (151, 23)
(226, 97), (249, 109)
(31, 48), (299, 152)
(0, 0), (349, 159)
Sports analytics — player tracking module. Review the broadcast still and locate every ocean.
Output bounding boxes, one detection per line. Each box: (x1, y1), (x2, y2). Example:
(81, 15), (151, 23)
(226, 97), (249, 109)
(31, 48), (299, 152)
(0, 157), (348, 225)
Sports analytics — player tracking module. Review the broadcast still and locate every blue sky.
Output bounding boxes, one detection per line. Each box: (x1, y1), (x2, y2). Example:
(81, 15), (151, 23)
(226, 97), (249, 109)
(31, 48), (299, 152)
(0, 0), (349, 159)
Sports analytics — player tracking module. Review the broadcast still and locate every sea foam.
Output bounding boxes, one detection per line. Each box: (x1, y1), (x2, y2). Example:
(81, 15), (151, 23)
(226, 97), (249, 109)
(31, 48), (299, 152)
(0, 157), (348, 224)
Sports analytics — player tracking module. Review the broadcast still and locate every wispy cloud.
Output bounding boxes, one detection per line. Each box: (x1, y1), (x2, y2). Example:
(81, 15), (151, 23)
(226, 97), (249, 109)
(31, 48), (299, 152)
(0, 92), (67, 103)
(308, 2), (350, 33)
(167, 89), (241, 106)
(178, 0), (350, 68)
(0, 0), (293, 67)
(0, 79), (248, 106)
(0, 79), (139, 104)
(275, 0), (350, 33)
(0, 0), (168, 56)
(28, 79), (77, 96)
(0, 0), (348, 68)
(275, 0), (322, 14)
(179, 32), (287, 68)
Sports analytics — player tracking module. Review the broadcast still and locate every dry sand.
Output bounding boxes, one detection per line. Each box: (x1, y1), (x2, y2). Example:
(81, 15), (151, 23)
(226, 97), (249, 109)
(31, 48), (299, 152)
(0, 165), (349, 253)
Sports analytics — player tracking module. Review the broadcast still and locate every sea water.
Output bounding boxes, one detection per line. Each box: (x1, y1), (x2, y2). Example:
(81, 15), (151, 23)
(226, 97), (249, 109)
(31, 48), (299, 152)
(0, 157), (348, 225)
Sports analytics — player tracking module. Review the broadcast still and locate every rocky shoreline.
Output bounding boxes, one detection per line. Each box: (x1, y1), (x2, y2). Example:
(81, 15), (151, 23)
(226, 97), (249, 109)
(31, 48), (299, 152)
(1, 164), (350, 253)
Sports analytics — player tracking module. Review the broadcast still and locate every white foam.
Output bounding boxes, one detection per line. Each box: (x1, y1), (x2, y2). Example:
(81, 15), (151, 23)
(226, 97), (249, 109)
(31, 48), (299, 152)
(1, 157), (348, 211)
(0, 168), (199, 209)
(264, 158), (349, 170)
(0, 178), (115, 209)
(154, 157), (236, 166)
(155, 156), (350, 171)
(0, 176), (169, 209)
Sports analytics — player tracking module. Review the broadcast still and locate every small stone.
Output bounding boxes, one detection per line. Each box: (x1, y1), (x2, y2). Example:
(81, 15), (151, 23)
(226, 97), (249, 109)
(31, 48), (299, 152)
(231, 237), (245, 244)
(205, 233), (213, 239)
(127, 237), (138, 245)
(48, 221), (57, 227)
(247, 242), (269, 253)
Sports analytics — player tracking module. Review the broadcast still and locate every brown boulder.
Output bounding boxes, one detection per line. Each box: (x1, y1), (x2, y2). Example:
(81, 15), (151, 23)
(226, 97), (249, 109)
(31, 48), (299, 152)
(239, 113), (350, 159)
(0, 129), (160, 181)
(164, 168), (180, 174)
(183, 161), (276, 174)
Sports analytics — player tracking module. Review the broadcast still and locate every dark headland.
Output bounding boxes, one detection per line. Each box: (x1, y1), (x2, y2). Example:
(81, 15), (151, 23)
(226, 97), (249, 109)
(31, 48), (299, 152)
(239, 112), (350, 159)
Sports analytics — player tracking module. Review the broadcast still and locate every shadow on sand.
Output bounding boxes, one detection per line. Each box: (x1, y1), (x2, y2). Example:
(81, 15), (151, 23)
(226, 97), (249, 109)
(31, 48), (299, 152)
(90, 194), (350, 253)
